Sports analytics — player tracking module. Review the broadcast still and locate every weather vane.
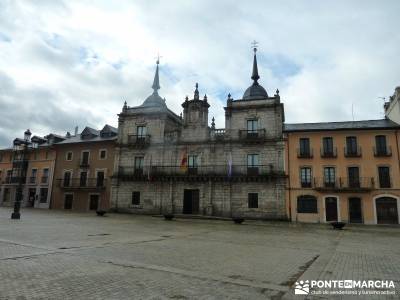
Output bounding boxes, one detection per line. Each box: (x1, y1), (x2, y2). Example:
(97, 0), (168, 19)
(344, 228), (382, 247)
(251, 40), (258, 53)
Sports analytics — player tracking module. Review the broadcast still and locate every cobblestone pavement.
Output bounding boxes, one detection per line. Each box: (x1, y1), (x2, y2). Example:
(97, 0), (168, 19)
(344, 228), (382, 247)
(0, 208), (399, 299)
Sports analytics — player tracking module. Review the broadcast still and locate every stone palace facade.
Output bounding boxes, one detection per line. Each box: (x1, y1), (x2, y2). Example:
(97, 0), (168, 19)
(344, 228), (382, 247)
(111, 50), (287, 219)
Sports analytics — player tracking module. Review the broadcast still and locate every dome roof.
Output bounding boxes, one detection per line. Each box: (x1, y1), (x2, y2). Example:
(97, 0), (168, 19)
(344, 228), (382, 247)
(242, 83), (268, 100)
(140, 60), (167, 109)
(142, 91), (167, 108)
(242, 49), (268, 100)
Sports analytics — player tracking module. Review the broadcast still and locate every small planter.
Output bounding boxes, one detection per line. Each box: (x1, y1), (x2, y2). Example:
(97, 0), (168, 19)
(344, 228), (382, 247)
(164, 214), (174, 221)
(233, 218), (244, 224)
(330, 221), (346, 230)
(96, 210), (106, 216)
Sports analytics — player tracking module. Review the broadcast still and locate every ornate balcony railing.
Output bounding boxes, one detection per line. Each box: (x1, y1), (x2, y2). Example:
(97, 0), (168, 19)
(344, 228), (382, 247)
(297, 148), (313, 158)
(313, 177), (374, 191)
(29, 176), (36, 184)
(41, 176), (49, 184)
(116, 165), (284, 182)
(238, 129), (266, 141)
(320, 147), (337, 158)
(57, 178), (107, 189)
(373, 146), (392, 157)
(344, 146), (362, 157)
(127, 135), (151, 147)
(4, 176), (26, 184)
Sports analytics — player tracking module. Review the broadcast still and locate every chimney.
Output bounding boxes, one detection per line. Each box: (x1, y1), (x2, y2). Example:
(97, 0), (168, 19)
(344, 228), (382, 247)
(74, 126), (79, 136)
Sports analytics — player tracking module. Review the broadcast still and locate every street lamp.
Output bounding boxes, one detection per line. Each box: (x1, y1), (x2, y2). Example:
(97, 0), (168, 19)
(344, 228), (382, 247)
(11, 129), (31, 220)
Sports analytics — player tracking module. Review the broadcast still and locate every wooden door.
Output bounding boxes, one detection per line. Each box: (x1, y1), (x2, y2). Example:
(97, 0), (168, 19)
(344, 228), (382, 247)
(325, 197), (338, 222)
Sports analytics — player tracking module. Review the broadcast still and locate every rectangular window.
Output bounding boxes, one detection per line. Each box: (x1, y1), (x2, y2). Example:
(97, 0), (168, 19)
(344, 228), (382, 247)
(99, 150), (107, 159)
(81, 151), (90, 166)
(63, 171), (71, 187)
(96, 171), (105, 187)
(40, 188), (48, 203)
(297, 196), (318, 213)
(137, 126), (147, 137)
(0, 153), (2, 162)
(188, 155), (198, 175)
(247, 154), (259, 175)
(132, 191), (140, 205)
(134, 157), (144, 175)
(346, 136), (358, 155)
(375, 135), (387, 156)
(247, 154), (259, 167)
(324, 167), (336, 187)
(378, 166), (391, 188)
(66, 151), (73, 161)
(248, 193), (258, 208)
(42, 168), (49, 184)
(247, 120), (258, 132)
(322, 137), (334, 156)
(188, 155), (198, 168)
(80, 171), (87, 187)
(30, 169), (37, 184)
(299, 138), (311, 157)
(45, 151), (49, 159)
(6, 170), (12, 183)
(300, 167), (312, 188)
(348, 167), (360, 188)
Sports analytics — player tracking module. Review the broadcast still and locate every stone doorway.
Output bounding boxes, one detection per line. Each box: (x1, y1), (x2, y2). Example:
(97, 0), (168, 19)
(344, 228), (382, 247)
(183, 189), (199, 214)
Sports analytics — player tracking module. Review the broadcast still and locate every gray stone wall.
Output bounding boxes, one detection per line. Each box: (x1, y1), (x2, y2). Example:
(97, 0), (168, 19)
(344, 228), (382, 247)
(112, 93), (287, 220)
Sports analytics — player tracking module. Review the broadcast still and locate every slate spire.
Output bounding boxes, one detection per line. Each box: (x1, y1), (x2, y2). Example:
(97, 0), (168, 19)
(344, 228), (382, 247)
(152, 59), (160, 93)
(251, 46), (260, 85)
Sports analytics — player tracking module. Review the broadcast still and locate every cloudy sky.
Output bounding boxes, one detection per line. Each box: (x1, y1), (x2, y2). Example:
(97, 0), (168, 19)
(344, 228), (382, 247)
(0, 0), (399, 147)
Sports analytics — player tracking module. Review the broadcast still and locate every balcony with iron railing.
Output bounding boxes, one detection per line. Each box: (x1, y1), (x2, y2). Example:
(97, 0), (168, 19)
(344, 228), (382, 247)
(373, 146), (392, 157)
(28, 176), (36, 184)
(116, 165), (284, 181)
(126, 135), (151, 147)
(57, 178), (107, 189)
(238, 129), (266, 141)
(4, 176), (26, 184)
(320, 147), (337, 158)
(297, 148), (313, 159)
(41, 176), (49, 184)
(344, 146), (362, 157)
(313, 177), (374, 192)
(79, 160), (90, 168)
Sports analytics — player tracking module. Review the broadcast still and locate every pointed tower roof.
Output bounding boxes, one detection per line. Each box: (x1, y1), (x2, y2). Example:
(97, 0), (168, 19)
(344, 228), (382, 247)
(142, 59), (167, 108)
(151, 59), (160, 91)
(242, 45), (268, 100)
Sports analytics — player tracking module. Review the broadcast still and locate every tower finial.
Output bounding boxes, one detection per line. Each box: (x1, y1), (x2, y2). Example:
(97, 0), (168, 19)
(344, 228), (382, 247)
(251, 41), (260, 85)
(152, 57), (161, 92)
(194, 83), (199, 100)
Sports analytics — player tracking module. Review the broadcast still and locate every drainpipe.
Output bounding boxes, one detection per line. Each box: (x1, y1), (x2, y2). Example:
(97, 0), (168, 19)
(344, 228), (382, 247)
(286, 134), (292, 221)
(396, 130), (400, 178)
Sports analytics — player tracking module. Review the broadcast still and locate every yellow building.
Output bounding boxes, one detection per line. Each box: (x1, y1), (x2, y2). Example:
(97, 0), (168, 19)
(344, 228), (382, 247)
(284, 119), (400, 224)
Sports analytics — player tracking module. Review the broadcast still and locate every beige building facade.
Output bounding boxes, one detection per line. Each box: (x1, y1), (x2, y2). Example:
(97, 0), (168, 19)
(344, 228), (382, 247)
(285, 120), (400, 224)
(51, 126), (117, 211)
(0, 132), (58, 209)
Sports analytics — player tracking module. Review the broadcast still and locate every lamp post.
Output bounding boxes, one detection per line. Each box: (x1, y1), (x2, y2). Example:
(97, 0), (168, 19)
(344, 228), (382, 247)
(11, 129), (31, 220)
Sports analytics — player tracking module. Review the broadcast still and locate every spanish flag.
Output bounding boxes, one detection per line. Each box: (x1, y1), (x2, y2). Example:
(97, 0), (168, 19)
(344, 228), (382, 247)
(180, 150), (187, 171)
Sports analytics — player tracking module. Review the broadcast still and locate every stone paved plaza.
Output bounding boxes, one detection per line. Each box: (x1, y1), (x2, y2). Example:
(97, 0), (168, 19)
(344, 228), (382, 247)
(0, 208), (399, 299)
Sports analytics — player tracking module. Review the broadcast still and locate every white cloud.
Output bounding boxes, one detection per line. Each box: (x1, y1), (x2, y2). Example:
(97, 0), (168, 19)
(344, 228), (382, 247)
(0, 0), (399, 146)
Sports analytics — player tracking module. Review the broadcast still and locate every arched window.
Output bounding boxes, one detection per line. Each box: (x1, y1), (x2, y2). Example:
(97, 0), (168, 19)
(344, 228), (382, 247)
(297, 195), (318, 213)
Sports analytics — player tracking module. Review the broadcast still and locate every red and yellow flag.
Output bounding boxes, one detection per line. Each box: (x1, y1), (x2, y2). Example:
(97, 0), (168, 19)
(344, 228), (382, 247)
(180, 150), (187, 170)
